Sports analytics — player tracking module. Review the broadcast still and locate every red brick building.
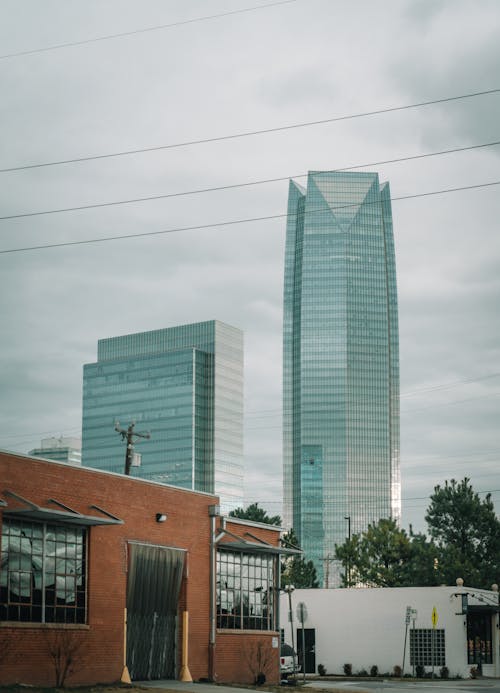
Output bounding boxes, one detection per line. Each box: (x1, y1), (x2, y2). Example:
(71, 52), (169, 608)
(0, 450), (286, 687)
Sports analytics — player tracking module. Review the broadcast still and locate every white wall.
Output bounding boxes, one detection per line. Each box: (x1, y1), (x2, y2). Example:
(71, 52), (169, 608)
(280, 586), (499, 679)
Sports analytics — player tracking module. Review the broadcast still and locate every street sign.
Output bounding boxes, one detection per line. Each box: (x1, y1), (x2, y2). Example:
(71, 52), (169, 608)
(405, 606), (412, 624)
(431, 606), (438, 628)
(296, 602), (308, 624)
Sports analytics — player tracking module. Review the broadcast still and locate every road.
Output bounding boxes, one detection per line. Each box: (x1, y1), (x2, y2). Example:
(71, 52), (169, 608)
(137, 678), (500, 693)
(305, 678), (500, 693)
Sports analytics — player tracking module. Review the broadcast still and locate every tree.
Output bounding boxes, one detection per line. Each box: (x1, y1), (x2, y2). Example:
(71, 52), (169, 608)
(334, 478), (500, 588)
(281, 528), (319, 588)
(335, 518), (416, 587)
(425, 477), (500, 588)
(229, 502), (282, 526)
(334, 518), (442, 587)
(406, 526), (441, 587)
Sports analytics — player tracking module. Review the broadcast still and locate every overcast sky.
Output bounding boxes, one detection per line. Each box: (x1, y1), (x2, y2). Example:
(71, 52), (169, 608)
(1, 0), (499, 534)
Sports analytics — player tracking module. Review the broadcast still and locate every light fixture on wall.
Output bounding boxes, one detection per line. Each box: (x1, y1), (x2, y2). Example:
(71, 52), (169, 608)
(156, 513), (167, 523)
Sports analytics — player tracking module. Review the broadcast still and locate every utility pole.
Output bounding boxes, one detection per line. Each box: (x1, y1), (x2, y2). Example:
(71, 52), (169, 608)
(115, 421), (150, 475)
(321, 554), (335, 589)
(344, 515), (351, 585)
(283, 584), (296, 677)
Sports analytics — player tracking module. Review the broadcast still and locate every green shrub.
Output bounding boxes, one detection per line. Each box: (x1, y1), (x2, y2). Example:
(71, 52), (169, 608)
(370, 665), (379, 677)
(440, 666), (449, 679)
(318, 664), (326, 676)
(393, 665), (402, 678)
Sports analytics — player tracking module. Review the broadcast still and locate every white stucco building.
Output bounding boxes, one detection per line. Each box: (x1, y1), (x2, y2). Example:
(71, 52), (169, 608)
(280, 584), (499, 679)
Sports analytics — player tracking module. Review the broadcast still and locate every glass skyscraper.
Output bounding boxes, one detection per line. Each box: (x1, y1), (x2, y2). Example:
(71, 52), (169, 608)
(82, 320), (243, 512)
(283, 171), (400, 585)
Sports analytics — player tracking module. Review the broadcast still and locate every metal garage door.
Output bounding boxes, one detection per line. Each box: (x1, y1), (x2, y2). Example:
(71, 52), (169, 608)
(126, 543), (185, 680)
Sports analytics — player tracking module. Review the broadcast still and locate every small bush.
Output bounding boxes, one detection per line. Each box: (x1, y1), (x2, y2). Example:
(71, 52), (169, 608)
(440, 666), (449, 679)
(357, 669), (368, 677)
(370, 665), (379, 677)
(343, 663), (352, 676)
(43, 629), (87, 688)
(393, 665), (402, 678)
(318, 663), (326, 676)
(470, 666), (479, 679)
(415, 664), (425, 678)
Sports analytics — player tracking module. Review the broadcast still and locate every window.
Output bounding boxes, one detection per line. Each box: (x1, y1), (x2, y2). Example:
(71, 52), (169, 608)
(0, 518), (87, 624)
(217, 549), (277, 630)
(410, 629), (445, 666)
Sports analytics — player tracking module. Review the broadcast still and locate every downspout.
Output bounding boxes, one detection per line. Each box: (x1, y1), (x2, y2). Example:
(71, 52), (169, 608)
(208, 506), (219, 681)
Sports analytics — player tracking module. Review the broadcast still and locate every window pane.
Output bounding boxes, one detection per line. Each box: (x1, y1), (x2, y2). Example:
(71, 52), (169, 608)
(216, 549), (276, 631)
(0, 518), (87, 624)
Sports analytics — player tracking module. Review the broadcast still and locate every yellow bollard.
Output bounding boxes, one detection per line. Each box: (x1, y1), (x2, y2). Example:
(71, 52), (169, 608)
(179, 610), (193, 681)
(121, 608), (132, 684)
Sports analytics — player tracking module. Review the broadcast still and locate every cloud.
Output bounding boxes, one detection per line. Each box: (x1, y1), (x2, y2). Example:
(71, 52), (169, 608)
(0, 0), (499, 532)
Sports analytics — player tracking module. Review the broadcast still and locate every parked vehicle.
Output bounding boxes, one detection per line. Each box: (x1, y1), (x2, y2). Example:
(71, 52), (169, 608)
(280, 643), (300, 676)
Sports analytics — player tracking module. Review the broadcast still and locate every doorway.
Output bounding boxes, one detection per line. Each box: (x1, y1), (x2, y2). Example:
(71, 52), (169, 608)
(126, 543), (185, 680)
(296, 627), (316, 674)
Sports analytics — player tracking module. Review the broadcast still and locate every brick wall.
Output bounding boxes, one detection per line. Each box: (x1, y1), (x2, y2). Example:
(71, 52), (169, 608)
(0, 451), (282, 687)
(215, 631), (280, 684)
(0, 451), (215, 686)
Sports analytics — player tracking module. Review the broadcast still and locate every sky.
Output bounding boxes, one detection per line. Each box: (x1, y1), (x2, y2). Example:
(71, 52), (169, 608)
(1, 0), (499, 535)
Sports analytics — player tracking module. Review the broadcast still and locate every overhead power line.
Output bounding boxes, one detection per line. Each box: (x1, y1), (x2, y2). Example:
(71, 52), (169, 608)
(2, 140), (499, 222)
(245, 371), (500, 420)
(250, 487), (500, 508)
(402, 389), (500, 415)
(0, 427), (81, 445)
(1, 88), (499, 174)
(1, 179), (499, 255)
(0, 0), (297, 61)
(401, 371), (500, 398)
(246, 389), (500, 430)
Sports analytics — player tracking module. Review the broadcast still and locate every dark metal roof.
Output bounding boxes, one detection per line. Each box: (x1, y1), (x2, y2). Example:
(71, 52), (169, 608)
(217, 540), (301, 556)
(215, 524), (301, 556)
(467, 604), (499, 614)
(2, 490), (123, 526)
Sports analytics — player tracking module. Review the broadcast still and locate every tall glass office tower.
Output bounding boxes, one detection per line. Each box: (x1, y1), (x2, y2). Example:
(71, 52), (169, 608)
(82, 320), (243, 512)
(283, 171), (400, 585)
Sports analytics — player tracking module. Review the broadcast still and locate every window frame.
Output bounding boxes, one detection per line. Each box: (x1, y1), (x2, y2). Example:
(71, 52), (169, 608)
(0, 516), (88, 624)
(216, 548), (278, 631)
(409, 628), (446, 667)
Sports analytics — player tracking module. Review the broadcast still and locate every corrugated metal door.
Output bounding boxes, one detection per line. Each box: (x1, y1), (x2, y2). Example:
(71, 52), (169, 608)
(126, 543), (184, 680)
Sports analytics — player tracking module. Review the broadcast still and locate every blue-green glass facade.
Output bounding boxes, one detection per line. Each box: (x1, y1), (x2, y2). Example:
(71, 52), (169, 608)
(82, 320), (243, 512)
(283, 172), (400, 585)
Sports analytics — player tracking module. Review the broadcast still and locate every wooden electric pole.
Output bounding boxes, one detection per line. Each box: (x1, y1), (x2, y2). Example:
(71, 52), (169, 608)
(115, 421), (150, 475)
(321, 554), (335, 589)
